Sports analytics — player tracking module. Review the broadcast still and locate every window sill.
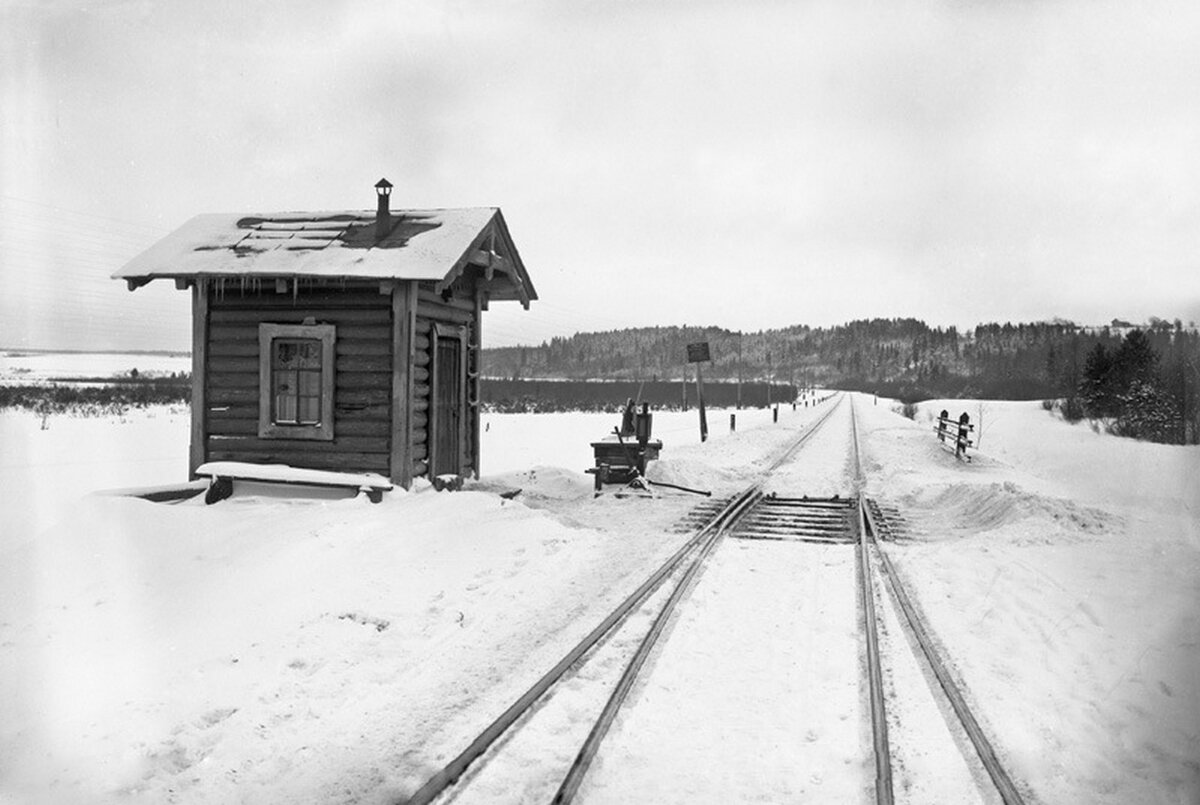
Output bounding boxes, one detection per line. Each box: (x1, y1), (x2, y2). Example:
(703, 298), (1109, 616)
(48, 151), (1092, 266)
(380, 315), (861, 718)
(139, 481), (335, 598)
(258, 423), (335, 441)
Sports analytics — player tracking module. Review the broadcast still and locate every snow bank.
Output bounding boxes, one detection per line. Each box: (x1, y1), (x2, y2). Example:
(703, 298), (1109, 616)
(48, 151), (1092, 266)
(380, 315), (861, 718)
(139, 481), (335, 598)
(0, 407), (192, 549)
(0, 485), (690, 802)
(858, 398), (1200, 804)
(0, 401), (827, 803)
(905, 481), (1118, 541)
(1, 395), (1197, 804)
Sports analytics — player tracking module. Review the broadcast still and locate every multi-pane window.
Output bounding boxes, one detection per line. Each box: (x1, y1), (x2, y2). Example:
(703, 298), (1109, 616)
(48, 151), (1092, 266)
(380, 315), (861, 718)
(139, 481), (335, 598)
(258, 323), (335, 440)
(272, 338), (323, 424)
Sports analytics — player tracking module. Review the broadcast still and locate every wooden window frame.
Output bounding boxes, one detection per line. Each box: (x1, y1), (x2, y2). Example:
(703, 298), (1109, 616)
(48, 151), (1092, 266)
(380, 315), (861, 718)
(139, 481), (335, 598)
(258, 322), (336, 441)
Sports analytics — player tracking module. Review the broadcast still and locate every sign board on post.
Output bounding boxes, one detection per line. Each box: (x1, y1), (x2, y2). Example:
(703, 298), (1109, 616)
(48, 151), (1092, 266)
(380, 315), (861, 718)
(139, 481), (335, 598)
(685, 342), (710, 441)
(686, 342), (711, 363)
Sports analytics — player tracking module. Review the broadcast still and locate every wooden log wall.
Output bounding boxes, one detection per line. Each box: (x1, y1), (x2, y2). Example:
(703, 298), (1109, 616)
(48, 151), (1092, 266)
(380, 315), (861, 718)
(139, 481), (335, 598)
(204, 284), (393, 473)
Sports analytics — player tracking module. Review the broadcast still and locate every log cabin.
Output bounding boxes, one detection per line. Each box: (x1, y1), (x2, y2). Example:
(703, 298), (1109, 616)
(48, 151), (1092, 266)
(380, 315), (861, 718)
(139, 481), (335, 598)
(113, 179), (536, 488)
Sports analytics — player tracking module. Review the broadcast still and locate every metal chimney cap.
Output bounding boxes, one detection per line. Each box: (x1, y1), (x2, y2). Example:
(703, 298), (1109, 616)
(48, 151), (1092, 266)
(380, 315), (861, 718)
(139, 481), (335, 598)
(374, 178), (393, 196)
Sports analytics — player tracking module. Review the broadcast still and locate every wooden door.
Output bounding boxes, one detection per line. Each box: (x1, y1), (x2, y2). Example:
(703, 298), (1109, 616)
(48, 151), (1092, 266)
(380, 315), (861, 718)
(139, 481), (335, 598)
(431, 328), (464, 477)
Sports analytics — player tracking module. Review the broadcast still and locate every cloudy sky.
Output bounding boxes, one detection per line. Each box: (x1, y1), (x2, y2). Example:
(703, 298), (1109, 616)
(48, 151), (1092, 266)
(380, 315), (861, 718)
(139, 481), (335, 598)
(3, 0), (1199, 351)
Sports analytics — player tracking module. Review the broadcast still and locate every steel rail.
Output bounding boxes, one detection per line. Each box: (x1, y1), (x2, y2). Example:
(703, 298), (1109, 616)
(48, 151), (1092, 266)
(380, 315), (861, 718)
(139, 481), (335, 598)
(400, 492), (742, 805)
(550, 488), (762, 803)
(851, 396), (1028, 805)
(551, 395), (847, 803)
(768, 392), (845, 472)
(849, 398), (894, 805)
(400, 396), (845, 805)
(863, 515), (1028, 805)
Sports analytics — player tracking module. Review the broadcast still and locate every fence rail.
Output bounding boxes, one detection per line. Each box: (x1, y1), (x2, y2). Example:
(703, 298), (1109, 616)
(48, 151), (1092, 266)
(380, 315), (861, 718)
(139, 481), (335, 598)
(935, 410), (974, 461)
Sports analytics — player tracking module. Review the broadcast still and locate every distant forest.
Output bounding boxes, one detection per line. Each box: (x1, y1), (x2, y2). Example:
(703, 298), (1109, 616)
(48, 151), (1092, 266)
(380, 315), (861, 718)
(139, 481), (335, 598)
(483, 318), (1200, 443)
(4, 318), (1195, 444)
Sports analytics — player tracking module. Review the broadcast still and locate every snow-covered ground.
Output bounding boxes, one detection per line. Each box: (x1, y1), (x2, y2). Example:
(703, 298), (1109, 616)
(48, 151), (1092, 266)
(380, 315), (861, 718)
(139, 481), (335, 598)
(1, 386), (1197, 804)
(858, 399), (1200, 805)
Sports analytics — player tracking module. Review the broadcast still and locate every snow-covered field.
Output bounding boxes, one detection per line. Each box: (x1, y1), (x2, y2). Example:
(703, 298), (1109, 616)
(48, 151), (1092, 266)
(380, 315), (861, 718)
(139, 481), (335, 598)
(1, 377), (1197, 803)
(0, 351), (190, 384)
(860, 399), (1200, 805)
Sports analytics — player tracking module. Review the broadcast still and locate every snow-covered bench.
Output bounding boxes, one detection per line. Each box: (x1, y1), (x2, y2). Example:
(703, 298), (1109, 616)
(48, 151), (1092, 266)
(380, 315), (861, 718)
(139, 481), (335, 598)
(195, 461), (393, 504)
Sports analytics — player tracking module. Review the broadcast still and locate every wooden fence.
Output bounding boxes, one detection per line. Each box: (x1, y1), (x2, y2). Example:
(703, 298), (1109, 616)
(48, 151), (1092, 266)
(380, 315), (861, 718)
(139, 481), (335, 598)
(935, 410), (974, 461)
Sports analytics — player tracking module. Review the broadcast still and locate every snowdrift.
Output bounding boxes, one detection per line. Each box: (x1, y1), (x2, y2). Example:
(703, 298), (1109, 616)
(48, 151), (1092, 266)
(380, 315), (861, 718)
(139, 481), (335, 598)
(1, 397), (1197, 804)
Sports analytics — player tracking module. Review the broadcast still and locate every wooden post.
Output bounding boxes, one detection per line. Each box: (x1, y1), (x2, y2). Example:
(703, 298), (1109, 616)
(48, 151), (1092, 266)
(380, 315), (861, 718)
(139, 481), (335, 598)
(766, 350), (772, 409)
(736, 331), (743, 410)
(472, 293), (483, 478)
(189, 279), (209, 479)
(390, 281), (417, 488)
(730, 413), (736, 432)
(696, 362), (708, 442)
(457, 324), (468, 477)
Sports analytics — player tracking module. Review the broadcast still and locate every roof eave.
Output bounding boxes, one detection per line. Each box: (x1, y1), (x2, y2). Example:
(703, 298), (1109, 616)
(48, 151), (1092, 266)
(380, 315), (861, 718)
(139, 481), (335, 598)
(432, 209), (537, 308)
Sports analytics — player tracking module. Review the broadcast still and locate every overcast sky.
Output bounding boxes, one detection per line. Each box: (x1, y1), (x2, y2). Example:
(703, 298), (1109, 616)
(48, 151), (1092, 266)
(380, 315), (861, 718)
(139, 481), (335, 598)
(3, 0), (1199, 351)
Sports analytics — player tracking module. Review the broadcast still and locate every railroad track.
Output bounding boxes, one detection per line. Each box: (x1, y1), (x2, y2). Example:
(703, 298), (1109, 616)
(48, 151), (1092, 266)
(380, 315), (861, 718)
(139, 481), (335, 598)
(400, 393), (1028, 804)
(851, 397), (1027, 805)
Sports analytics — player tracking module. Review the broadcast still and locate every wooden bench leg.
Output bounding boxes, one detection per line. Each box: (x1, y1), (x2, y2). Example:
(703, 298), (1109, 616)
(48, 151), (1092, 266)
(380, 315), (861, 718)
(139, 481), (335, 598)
(205, 477), (233, 505)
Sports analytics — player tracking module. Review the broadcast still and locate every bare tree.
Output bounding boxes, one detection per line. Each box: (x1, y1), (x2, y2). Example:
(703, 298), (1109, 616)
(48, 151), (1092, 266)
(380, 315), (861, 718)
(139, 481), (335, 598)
(975, 400), (993, 448)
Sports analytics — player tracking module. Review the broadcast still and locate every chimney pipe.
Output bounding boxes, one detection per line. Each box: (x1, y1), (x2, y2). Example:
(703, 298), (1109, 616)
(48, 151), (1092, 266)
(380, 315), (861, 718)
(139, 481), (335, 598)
(374, 178), (393, 240)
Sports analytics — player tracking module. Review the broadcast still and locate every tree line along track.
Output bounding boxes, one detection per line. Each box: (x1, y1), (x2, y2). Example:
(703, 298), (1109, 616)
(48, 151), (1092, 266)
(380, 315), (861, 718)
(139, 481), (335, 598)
(401, 393), (1029, 804)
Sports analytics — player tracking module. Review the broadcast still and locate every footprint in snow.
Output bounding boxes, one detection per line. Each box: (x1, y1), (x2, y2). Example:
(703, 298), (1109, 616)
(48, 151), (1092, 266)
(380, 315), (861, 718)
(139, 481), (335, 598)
(196, 707), (238, 728)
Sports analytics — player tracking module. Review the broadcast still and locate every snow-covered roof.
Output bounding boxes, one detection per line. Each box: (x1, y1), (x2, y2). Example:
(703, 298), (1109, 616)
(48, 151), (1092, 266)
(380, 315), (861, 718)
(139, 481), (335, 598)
(114, 207), (536, 305)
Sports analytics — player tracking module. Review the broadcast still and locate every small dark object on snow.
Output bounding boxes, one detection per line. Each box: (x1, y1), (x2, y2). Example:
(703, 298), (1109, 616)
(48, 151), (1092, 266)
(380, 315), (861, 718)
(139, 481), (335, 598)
(339, 612), (390, 632)
(205, 476), (233, 504)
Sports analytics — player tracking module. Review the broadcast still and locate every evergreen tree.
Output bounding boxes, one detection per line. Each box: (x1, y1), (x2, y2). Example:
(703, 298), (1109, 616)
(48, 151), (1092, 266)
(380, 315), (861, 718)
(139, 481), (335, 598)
(1111, 329), (1159, 391)
(1080, 343), (1118, 417)
(1113, 381), (1179, 443)
(1059, 336), (1084, 421)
